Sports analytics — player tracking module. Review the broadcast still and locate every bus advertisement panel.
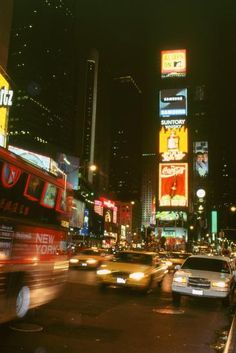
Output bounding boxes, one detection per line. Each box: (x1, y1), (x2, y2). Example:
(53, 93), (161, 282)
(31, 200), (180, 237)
(0, 146), (69, 323)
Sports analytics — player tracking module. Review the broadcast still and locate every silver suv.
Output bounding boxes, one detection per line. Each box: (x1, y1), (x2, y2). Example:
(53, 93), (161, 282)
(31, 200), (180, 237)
(172, 255), (236, 305)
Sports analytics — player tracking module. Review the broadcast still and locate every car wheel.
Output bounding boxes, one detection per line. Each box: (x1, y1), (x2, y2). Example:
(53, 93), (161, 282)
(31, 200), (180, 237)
(99, 283), (108, 292)
(222, 288), (234, 307)
(172, 292), (181, 306)
(7, 273), (31, 319)
(142, 276), (154, 294)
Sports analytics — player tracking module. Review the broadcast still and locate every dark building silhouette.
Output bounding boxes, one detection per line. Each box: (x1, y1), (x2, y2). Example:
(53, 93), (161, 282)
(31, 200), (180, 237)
(108, 75), (142, 202)
(7, 0), (77, 157)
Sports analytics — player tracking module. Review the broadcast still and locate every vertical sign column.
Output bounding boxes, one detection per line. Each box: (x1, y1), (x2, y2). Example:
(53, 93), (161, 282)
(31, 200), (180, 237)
(157, 49), (188, 250)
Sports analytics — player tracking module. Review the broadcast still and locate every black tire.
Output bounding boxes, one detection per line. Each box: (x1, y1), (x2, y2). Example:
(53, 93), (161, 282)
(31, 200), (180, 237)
(142, 276), (154, 294)
(222, 288), (234, 307)
(99, 283), (108, 292)
(6, 273), (31, 319)
(172, 292), (181, 306)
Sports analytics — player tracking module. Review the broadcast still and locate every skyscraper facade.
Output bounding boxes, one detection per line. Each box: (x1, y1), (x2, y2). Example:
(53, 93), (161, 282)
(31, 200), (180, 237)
(7, 0), (77, 157)
(141, 153), (157, 228)
(109, 75), (142, 202)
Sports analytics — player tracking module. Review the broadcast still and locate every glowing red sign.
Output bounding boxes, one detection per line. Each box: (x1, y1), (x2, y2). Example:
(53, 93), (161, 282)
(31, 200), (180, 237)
(158, 163), (188, 207)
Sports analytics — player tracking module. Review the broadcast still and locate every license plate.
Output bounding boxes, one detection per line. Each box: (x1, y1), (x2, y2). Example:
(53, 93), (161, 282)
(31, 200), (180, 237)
(192, 289), (203, 296)
(81, 263), (87, 267)
(117, 277), (126, 284)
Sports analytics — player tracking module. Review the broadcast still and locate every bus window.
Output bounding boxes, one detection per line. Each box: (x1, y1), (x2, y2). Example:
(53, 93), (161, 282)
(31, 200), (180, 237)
(56, 188), (67, 213)
(24, 174), (44, 201)
(41, 182), (57, 208)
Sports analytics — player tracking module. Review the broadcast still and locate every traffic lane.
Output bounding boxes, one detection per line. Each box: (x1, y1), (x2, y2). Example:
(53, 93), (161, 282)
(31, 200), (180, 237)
(0, 271), (233, 353)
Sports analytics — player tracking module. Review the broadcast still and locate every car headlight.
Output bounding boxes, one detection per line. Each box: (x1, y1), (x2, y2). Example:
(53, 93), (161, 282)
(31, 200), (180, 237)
(69, 258), (79, 264)
(129, 272), (145, 280)
(212, 280), (229, 288)
(97, 269), (111, 275)
(165, 261), (173, 267)
(86, 258), (98, 264)
(173, 276), (187, 284)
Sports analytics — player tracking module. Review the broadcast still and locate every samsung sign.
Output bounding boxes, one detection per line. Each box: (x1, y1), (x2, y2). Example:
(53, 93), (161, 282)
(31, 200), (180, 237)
(0, 86), (14, 107)
(159, 88), (187, 117)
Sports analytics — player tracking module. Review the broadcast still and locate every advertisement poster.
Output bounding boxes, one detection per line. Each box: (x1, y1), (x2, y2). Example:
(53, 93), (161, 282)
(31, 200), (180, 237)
(159, 125), (188, 162)
(161, 49), (187, 78)
(193, 141), (208, 178)
(0, 73), (12, 148)
(158, 163), (188, 207)
(159, 88), (187, 117)
(57, 153), (79, 190)
(66, 196), (85, 228)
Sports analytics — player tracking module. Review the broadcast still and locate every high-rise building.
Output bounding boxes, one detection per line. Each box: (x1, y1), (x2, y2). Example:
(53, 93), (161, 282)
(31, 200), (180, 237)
(7, 0), (77, 157)
(108, 75), (142, 202)
(141, 153), (157, 228)
(81, 49), (99, 183)
(0, 1), (13, 71)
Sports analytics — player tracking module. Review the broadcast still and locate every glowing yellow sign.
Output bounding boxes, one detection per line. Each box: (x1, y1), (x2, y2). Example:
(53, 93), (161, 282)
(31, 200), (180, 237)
(159, 126), (188, 161)
(0, 73), (10, 147)
(161, 49), (187, 78)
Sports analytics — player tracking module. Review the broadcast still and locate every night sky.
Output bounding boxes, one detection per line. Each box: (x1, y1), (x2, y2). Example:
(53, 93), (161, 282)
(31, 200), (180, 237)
(77, 0), (236, 172)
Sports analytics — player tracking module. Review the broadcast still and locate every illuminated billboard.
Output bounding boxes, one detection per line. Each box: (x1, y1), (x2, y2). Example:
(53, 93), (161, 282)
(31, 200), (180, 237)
(159, 126), (188, 162)
(161, 49), (187, 78)
(57, 153), (79, 190)
(0, 73), (13, 147)
(193, 141), (208, 178)
(158, 163), (188, 207)
(67, 196), (85, 229)
(159, 88), (187, 117)
(160, 119), (186, 129)
(156, 211), (187, 222)
(8, 145), (58, 174)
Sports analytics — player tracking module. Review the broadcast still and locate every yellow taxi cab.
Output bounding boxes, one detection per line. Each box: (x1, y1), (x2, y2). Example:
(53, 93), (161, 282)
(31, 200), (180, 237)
(96, 250), (168, 293)
(69, 248), (113, 269)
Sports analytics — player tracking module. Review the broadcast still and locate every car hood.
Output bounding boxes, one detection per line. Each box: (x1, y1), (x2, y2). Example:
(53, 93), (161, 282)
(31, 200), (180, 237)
(72, 254), (101, 260)
(102, 262), (151, 273)
(175, 269), (231, 280)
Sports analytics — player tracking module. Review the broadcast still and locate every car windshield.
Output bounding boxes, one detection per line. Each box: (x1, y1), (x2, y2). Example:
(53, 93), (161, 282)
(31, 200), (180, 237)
(114, 252), (153, 265)
(181, 257), (230, 273)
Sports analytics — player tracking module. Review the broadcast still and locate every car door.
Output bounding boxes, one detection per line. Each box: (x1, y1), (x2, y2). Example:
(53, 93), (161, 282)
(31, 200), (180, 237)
(152, 256), (166, 282)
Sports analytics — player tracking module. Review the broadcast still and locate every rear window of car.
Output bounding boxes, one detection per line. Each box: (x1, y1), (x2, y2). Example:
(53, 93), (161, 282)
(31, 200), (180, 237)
(81, 250), (100, 255)
(181, 257), (230, 273)
(114, 252), (153, 265)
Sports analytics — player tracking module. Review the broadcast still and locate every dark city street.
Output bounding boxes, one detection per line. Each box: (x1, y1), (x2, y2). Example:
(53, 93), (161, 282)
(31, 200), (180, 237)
(0, 270), (233, 353)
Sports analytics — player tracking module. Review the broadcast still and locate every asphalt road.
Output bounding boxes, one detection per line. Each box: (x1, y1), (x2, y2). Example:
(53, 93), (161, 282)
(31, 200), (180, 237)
(0, 270), (235, 353)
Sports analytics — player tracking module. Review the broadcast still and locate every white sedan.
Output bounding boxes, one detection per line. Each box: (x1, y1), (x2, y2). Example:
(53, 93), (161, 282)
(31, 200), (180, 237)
(172, 255), (236, 305)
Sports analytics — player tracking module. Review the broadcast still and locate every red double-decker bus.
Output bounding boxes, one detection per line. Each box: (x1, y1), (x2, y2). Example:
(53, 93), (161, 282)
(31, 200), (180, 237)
(0, 146), (69, 322)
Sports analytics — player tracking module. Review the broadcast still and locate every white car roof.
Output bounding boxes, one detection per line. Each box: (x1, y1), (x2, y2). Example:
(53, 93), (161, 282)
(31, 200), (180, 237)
(189, 254), (231, 261)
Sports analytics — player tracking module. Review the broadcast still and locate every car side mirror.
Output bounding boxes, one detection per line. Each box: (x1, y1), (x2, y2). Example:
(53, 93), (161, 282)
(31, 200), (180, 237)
(175, 265), (181, 271)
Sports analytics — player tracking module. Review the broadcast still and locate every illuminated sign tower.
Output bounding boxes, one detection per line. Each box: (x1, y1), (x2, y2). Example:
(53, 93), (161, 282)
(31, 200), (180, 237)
(157, 49), (188, 249)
